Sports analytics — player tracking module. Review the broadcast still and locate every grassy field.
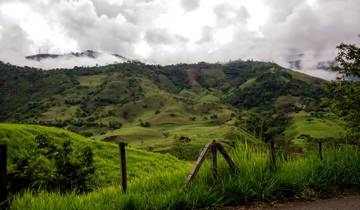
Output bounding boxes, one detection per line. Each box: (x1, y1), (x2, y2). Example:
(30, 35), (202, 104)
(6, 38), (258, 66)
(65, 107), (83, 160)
(0, 124), (191, 187)
(1, 123), (359, 210)
(95, 122), (257, 160)
(9, 143), (360, 210)
(77, 74), (108, 87)
(285, 115), (345, 142)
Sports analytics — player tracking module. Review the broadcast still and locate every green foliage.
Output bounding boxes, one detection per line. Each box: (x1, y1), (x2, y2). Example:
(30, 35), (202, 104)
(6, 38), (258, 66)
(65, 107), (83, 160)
(226, 69), (323, 109)
(333, 43), (360, 77)
(108, 120), (122, 129)
(0, 123), (191, 192)
(0, 59), (323, 135)
(324, 41), (360, 140)
(138, 120), (151, 127)
(240, 111), (289, 142)
(10, 143), (360, 210)
(8, 134), (95, 193)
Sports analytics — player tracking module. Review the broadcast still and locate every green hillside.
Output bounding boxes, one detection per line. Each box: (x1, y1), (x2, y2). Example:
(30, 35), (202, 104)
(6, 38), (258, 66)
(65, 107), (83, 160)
(1, 60), (359, 210)
(97, 122), (259, 160)
(0, 60), (324, 135)
(0, 123), (191, 188)
(284, 114), (346, 147)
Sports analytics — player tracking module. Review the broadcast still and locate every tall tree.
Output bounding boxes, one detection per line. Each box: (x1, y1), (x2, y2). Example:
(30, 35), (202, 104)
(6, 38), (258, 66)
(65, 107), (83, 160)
(324, 41), (360, 140)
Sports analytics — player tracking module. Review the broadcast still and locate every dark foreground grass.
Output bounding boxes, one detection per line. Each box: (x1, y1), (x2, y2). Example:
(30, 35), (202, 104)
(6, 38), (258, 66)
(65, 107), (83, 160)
(10, 144), (360, 210)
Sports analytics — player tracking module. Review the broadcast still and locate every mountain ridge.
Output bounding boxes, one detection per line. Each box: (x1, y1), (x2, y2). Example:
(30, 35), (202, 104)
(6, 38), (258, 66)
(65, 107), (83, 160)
(0, 59), (324, 138)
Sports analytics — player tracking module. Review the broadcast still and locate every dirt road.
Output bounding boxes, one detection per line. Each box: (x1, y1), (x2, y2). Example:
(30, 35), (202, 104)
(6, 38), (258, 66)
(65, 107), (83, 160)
(221, 195), (360, 210)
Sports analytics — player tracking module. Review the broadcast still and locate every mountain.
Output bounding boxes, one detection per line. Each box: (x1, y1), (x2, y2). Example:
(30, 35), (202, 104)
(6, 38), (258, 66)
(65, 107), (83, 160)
(0, 59), (324, 137)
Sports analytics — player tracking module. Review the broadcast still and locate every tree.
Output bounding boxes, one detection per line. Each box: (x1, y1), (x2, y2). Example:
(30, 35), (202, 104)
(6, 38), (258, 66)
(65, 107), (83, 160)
(332, 43), (360, 77)
(241, 111), (288, 142)
(324, 41), (360, 140)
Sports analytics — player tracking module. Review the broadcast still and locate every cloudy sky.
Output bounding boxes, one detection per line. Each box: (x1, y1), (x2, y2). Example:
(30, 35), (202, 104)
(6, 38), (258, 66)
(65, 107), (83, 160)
(0, 0), (359, 79)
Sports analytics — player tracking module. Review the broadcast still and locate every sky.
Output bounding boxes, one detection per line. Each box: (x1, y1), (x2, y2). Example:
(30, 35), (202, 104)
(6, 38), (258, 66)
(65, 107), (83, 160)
(0, 0), (359, 79)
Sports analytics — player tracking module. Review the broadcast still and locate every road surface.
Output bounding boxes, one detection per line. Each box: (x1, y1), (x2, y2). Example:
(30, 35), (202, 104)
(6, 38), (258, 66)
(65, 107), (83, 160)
(221, 195), (360, 210)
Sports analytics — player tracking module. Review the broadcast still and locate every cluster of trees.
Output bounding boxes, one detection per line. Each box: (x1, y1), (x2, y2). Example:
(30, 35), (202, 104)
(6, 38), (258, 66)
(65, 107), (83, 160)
(227, 70), (323, 110)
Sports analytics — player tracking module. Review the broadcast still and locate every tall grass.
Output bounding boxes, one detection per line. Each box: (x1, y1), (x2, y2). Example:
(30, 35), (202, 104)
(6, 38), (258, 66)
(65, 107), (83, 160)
(10, 144), (360, 210)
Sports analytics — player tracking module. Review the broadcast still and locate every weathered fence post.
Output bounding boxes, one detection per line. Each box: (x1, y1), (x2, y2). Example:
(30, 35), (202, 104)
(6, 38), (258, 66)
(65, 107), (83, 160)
(0, 145), (8, 209)
(216, 143), (237, 174)
(210, 142), (218, 181)
(269, 140), (276, 169)
(118, 142), (127, 193)
(185, 141), (213, 185)
(332, 140), (337, 160)
(318, 141), (323, 161)
(185, 140), (237, 186)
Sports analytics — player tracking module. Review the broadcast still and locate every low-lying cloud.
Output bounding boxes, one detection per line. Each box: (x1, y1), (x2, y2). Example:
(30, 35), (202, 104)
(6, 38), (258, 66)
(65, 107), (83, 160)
(0, 0), (359, 79)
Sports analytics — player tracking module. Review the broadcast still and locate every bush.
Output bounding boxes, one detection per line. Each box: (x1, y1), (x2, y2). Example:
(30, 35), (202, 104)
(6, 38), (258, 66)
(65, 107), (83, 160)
(8, 143), (360, 210)
(8, 134), (95, 193)
(108, 120), (122, 129)
(210, 114), (218, 119)
(80, 131), (93, 137)
(140, 121), (151, 127)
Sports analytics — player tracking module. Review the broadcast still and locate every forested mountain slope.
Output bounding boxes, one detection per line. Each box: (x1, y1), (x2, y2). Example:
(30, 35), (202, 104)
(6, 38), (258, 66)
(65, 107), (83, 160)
(0, 60), (324, 136)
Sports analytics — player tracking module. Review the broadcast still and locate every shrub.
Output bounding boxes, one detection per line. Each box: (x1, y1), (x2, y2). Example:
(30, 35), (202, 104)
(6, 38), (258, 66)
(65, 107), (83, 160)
(80, 131), (93, 137)
(140, 121), (151, 127)
(8, 134), (95, 193)
(108, 120), (122, 129)
(210, 114), (218, 119)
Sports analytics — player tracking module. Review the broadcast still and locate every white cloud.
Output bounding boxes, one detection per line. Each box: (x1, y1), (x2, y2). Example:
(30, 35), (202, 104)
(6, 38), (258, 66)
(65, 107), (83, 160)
(0, 0), (359, 79)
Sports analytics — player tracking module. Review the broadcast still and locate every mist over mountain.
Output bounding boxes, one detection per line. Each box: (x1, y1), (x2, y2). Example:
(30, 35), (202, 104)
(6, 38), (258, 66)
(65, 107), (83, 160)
(1, 0), (359, 80)
(21, 48), (340, 80)
(23, 50), (129, 69)
(20, 50), (339, 80)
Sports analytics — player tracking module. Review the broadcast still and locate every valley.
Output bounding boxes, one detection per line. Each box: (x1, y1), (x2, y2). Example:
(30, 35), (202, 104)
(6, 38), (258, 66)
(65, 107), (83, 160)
(0, 58), (358, 209)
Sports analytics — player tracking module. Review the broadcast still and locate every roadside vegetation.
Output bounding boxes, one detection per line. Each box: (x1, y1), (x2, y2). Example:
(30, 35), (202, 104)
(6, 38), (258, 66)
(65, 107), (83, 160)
(9, 143), (360, 210)
(1, 41), (360, 209)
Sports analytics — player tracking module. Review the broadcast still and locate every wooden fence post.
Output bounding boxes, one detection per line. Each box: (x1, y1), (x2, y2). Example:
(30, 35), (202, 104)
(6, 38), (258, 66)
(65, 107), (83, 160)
(185, 140), (237, 186)
(0, 145), (8, 209)
(332, 141), (337, 160)
(185, 142), (213, 185)
(210, 143), (217, 181)
(318, 141), (323, 161)
(118, 143), (127, 193)
(216, 143), (237, 174)
(269, 140), (276, 169)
